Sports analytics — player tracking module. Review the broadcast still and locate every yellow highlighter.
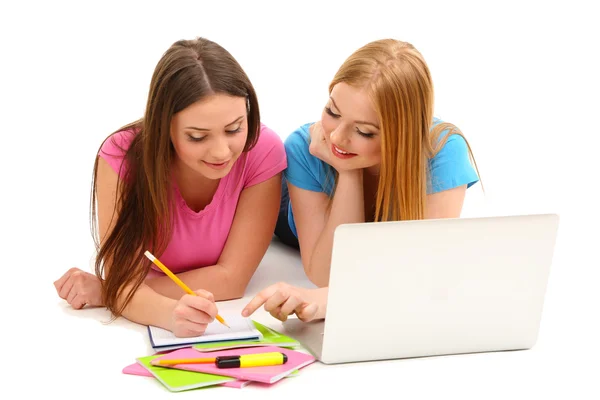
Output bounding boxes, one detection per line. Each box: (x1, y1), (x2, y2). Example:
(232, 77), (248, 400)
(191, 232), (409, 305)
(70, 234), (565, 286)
(215, 352), (288, 369)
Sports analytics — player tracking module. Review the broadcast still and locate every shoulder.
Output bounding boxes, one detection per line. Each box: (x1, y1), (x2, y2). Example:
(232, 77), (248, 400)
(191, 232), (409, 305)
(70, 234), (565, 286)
(99, 129), (136, 157)
(283, 122), (333, 193)
(246, 123), (285, 160)
(430, 118), (470, 161)
(428, 118), (479, 193)
(98, 129), (137, 177)
(241, 123), (287, 188)
(283, 123), (312, 154)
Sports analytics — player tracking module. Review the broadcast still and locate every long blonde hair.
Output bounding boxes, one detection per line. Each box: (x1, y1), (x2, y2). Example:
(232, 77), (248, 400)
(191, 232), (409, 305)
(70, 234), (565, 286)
(328, 39), (481, 221)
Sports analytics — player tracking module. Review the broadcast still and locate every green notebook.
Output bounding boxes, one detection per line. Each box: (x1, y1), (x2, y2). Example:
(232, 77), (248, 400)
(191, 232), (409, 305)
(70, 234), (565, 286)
(193, 321), (299, 352)
(136, 355), (234, 392)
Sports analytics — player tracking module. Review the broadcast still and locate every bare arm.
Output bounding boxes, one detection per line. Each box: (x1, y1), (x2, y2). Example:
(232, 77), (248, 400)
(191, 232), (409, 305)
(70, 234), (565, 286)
(146, 174), (282, 301)
(54, 157), (216, 335)
(292, 177), (467, 287)
(289, 170), (365, 287)
(95, 157), (177, 329)
(425, 185), (467, 219)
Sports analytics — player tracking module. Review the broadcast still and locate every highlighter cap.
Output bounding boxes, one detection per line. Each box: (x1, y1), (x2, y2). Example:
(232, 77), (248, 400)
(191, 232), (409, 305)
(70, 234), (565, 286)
(215, 355), (241, 368)
(215, 353), (288, 368)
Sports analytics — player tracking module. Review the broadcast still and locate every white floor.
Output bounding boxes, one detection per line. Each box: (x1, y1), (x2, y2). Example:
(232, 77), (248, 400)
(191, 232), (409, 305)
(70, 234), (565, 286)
(2, 1), (599, 398)
(5, 231), (595, 399)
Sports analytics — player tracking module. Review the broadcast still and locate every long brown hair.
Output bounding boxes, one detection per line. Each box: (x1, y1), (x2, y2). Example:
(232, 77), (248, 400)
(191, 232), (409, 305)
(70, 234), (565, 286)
(327, 39), (481, 221)
(90, 37), (261, 318)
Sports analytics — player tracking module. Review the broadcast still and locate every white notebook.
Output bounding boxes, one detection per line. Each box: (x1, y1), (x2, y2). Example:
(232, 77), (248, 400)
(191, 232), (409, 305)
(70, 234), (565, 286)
(147, 314), (263, 351)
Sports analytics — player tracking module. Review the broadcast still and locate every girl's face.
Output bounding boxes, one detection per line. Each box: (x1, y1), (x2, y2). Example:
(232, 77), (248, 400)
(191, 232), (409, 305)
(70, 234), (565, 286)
(170, 94), (248, 180)
(320, 83), (382, 171)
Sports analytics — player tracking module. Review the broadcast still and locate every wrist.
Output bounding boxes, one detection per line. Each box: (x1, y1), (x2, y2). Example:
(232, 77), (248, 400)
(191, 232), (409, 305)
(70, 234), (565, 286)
(159, 295), (179, 331)
(93, 276), (106, 307)
(311, 287), (329, 320)
(337, 168), (362, 181)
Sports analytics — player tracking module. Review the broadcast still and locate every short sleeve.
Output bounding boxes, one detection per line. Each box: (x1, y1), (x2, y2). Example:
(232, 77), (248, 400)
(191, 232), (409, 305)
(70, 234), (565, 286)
(243, 124), (287, 188)
(98, 130), (136, 180)
(283, 124), (332, 193)
(428, 133), (480, 194)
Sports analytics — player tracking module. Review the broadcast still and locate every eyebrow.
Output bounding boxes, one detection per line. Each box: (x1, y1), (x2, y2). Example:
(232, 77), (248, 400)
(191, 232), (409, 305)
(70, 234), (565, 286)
(184, 115), (244, 132)
(330, 97), (380, 130)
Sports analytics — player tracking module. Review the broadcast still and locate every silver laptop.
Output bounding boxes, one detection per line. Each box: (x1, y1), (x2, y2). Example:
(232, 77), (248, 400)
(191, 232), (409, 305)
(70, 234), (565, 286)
(282, 213), (559, 364)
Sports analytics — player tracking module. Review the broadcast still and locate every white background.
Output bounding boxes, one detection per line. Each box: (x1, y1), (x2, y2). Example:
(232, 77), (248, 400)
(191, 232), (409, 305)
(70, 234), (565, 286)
(1, 0), (598, 399)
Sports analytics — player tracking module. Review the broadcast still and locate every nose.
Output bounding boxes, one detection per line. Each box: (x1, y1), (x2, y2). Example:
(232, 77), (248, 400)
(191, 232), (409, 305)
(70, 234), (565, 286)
(210, 136), (231, 161)
(329, 124), (351, 147)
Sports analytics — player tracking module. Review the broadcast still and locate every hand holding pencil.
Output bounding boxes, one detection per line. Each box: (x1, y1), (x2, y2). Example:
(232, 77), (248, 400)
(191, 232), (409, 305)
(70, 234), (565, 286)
(169, 289), (221, 337)
(144, 251), (230, 337)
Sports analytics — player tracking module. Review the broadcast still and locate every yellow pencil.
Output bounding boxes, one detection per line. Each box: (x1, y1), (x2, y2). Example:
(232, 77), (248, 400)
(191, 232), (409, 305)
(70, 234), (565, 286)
(151, 357), (216, 366)
(144, 250), (230, 328)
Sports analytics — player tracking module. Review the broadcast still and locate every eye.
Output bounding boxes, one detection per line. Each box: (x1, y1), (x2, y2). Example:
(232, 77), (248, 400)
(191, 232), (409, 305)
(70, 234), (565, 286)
(225, 126), (242, 134)
(325, 107), (340, 118)
(356, 127), (375, 138)
(187, 135), (207, 142)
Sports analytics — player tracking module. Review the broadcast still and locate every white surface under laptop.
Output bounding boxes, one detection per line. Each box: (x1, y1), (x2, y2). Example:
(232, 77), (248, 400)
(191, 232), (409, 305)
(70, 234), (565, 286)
(283, 213), (559, 364)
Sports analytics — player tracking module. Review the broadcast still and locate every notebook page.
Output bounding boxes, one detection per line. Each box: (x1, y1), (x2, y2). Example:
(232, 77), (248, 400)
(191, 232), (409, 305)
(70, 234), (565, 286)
(148, 314), (262, 347)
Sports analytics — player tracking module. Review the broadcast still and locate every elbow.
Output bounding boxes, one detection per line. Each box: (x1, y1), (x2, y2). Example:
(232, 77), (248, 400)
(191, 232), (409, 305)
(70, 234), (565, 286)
(304, 263), (329, 288)
(215, 285), (245, 301)
(309, 274), (328, 289)
(225, 278), (246, 300)
(220, 291), (244, 301)
(303, 252), (330, 288)
(218, 267), (249, 301)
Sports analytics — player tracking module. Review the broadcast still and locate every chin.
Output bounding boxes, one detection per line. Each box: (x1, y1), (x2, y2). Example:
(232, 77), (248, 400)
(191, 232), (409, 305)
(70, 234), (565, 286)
(200, 169), (230, 180)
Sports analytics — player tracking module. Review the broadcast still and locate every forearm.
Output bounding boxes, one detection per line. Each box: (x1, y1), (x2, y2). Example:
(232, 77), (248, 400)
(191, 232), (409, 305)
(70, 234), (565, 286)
(120, 283), (177, 330)
(146, 264), (244, 301)
(307, 171), (365, 286)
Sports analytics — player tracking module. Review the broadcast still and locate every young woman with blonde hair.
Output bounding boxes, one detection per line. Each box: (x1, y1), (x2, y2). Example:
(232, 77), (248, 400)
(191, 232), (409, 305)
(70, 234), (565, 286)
(54, 37), (286, 337)
(243, 38), (480, 322)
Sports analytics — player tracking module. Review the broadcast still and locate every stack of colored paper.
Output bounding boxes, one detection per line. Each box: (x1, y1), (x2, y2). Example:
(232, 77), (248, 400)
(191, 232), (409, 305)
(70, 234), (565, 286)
(123, 316), (316, 392)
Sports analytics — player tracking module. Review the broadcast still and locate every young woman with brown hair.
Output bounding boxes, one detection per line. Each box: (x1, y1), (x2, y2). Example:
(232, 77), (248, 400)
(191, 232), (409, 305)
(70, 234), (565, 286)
(54, 37), (286, 337)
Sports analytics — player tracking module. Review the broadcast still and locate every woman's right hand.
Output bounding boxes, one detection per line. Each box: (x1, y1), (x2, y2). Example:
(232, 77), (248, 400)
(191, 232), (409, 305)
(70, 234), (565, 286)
(242, 282), (326, 322)
(309, 121), (357, 174)
(170, 289), (218, 337)
(308, 121), (333, 164)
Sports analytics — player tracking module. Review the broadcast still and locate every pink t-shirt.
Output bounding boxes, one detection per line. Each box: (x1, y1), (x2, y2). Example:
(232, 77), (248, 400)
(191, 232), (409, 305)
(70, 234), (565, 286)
(98, 124), (287, 277)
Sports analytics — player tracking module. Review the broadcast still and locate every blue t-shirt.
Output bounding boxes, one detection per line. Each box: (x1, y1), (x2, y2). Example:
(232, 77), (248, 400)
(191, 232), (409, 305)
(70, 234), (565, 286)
(283, 119), (480, 237)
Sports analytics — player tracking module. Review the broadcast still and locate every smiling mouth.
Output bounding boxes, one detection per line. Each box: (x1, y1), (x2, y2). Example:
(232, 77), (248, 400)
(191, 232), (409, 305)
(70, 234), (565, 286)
(203, 160), (231, 169)
(331, 144), (357, 159)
